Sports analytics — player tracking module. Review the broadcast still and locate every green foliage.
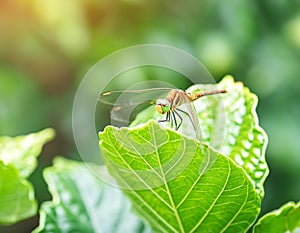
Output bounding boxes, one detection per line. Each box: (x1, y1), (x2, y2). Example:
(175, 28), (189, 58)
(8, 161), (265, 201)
(131, 76), (269, 197)
(253, 202), (300, 233)
(0, 128), (55, 177)
(31, 77), (300, 232)
(98, 77), (267, 232)
(1, 1), (300, 232)
(2, 4), (300, 229)
(0, 162), (36, 225)
(0, 129), (54, 225)
(33, 157), (151, 233)
(99, 121), (261, 232)
(188, 76), (269, 198)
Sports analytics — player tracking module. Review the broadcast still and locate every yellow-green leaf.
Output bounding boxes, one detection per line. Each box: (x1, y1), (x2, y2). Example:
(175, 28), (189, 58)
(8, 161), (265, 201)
(99, 120), (261, 232)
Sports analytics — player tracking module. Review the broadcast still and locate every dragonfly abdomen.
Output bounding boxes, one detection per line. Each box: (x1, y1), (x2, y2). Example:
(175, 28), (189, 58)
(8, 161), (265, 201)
(188, 89), (227, 101)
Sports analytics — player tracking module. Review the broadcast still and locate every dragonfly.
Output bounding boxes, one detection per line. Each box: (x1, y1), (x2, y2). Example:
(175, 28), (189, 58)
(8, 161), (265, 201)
(99, 88), (227, 140)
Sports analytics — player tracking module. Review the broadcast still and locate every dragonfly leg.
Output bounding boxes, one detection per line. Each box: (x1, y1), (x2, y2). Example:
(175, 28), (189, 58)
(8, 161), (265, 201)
(158, 112), (170, 123)
(173, 110), (183, 130)
(175, 108), (204, 153)
(172, 111), (178, 129)
(176, 108), (197, 132)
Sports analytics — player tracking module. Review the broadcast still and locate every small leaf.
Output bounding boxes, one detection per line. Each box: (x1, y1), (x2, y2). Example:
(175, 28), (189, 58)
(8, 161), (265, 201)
(0, 128), (54, 225)
(33, 157), (151, 233)
(253, 201), (300, 233)
(187, 75), (268, 198)
(0, 128), (55, 177)
(99, 120), (261, 232)
(0, 162), (37, 224)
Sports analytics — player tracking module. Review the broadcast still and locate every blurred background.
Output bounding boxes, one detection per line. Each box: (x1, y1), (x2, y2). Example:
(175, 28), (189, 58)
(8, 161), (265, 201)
(0, 0), (299, 232)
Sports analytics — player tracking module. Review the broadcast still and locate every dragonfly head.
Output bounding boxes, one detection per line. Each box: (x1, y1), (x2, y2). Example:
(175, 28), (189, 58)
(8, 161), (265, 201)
(155, 99), (171, 114)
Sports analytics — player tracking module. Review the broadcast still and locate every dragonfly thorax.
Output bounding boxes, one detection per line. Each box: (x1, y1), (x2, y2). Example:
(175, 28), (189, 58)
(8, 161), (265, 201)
(155, 99), (171, 114)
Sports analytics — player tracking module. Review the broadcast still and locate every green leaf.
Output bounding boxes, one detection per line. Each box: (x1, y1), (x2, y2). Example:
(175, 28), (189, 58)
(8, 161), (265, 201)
(0, 128), (55, 177)
(34, 157), (151, 233)
(0, 162), (37, 225)
(99, 120), (261, 232)
(253, 201), (300, 233)
(131, 76), (268, 198)
(0, 128), (55, 225)
(189, 76), (269, 198)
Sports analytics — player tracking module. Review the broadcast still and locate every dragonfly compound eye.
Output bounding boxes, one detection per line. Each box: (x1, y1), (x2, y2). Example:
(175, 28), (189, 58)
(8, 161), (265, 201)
(155, 99), (171, 114)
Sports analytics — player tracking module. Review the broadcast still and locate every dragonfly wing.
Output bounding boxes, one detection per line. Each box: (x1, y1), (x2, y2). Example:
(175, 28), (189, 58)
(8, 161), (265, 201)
(110, 105), (136, 127)
(110, 100), (156, 127)
(99, 88), (172, 106)
(176, 100), (202, 142)
(100, 88), (174, 127)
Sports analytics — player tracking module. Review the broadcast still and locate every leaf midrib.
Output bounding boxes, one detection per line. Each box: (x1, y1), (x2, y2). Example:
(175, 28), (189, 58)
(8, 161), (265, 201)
(106, 131), (178, 232)
(151, 123), (185, 233)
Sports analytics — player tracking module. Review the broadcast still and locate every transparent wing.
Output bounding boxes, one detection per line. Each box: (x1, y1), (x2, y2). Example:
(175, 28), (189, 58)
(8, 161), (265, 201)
(99, 88), (173, 106)
(176, 101), (202, 143)
(110, 101), (155, 127)
(99, 88), (173, 127)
